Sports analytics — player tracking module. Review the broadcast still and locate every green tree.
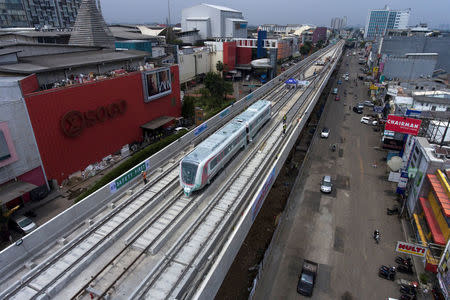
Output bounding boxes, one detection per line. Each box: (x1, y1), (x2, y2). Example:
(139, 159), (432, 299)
(300, 42), (312, 55)
(216, 61), (224, 73)
(316, 40), (324, 49)
(202, 72), (233, 108)
(181, 96), (196, 121)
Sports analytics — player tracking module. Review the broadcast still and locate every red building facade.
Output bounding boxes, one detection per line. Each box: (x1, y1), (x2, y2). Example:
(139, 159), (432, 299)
(22, 65), (181, 183)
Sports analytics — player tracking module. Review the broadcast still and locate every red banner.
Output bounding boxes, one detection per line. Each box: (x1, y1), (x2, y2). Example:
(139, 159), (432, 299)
(385, 115), (422, 136)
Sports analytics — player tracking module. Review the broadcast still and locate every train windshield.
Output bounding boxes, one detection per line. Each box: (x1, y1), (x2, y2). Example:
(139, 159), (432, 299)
(181, 161), (198, 184)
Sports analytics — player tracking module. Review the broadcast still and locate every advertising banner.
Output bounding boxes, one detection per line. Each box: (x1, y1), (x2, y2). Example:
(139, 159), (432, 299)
(110, 159), (149, 193)
(142, 68), (172, 102)
(395, 241), (427, 257)
(385, 115), (422, 136)
(252, 167), (276, 221)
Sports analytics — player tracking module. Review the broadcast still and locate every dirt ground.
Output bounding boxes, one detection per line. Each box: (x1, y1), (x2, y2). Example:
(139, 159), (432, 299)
(215, 69), (338, 300)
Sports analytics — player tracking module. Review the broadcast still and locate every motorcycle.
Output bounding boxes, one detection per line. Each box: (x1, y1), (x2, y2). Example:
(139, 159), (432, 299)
(395, 256), (412, 266)
(400, 295), (417, 300)
(387, 206), (400, 215)
(330, 144), (337, 152)
(397, 264), (414, 274)
(400, 284), (417, 295)
(373, 230), (380, 244)
(378, 265), (396, 281)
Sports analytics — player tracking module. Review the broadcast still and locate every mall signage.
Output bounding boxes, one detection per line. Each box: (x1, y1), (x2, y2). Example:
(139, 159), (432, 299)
(142, 67), (172, 102)
(395, 241), (427, 258)
(385, 115), (422, 136)
(60, 100), (127, 137)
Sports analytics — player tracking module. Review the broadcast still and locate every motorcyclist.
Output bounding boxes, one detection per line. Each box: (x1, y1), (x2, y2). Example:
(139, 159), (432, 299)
(373, 230), (380, 239)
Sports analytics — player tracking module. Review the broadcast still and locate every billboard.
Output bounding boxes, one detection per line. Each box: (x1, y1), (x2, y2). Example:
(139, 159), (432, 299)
(395, 241), (427, 258)
(385, 115), (422, 136)
(142, 68), (172, 102)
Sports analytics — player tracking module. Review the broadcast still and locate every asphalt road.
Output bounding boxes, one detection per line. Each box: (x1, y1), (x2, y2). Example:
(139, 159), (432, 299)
(253, 49), (415, 300)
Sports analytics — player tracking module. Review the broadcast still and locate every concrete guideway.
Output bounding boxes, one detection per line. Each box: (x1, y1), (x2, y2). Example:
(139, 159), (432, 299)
(0, 42), (343, 300)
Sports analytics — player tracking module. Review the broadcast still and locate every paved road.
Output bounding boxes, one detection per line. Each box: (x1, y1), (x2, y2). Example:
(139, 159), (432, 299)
(253, 50), (415, 299)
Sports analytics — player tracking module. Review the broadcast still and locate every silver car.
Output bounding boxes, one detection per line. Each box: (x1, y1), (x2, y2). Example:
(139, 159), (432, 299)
(320, 176), (332, 193)
(11, 215), (37, 234)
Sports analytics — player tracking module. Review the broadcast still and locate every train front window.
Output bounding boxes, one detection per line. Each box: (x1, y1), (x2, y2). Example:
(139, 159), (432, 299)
(182, 162), (198, 184)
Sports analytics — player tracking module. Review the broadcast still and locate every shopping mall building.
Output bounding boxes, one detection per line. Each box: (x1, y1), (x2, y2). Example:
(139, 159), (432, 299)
(0, 44), (181, 207)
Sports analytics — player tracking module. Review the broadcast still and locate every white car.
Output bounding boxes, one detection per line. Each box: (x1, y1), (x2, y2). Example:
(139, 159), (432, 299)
(361, 116), (378, 125)
(321, 127), (330, 138)
(11, 215), (37, 234)
(320, 176), (332, 193)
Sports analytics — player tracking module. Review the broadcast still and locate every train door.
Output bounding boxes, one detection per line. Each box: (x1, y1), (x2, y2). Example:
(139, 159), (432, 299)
(246, 125), (250, 144)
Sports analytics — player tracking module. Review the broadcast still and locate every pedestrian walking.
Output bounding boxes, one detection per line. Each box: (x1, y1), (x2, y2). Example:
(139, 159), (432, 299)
(283, 114), (287, 123)
(142, 171), (148, 184)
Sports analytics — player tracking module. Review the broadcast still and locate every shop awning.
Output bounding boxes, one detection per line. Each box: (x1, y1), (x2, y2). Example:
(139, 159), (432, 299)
(141, 116), (174, 130)
(413, 213), (428, 246)
(419, 197), (446, 245)
(0, 181), (38, 205)
(427, 174), (450, 217)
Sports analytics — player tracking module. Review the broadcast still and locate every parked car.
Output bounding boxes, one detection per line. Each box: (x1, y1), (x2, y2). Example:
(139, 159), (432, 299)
(357, 102), (364, 110)
(332, 88), (338, 94)
(353, 106), (363, 114)
(363, 100), (374, 107)
(335, 95), (340, 101)
(321, 127), (330, 138)
(344, 76), (349, 81)
(297, 260), (318, 296)
(361, 116), (378, 125)
(337, 80), (342, 85)
(10, 215), (37, 234)
(320, 175), (332, 193)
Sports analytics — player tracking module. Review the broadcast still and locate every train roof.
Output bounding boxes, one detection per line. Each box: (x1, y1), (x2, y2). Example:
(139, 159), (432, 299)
(234, 100), (271, 123)
(183, 100), (271, 164)
(184, 121), (245, 163)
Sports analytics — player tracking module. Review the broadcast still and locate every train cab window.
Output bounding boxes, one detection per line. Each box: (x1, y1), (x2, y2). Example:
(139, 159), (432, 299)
(181, 162), (198, 184)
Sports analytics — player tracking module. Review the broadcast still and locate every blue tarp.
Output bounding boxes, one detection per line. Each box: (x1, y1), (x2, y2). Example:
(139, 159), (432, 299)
(285, 78), (298, 85)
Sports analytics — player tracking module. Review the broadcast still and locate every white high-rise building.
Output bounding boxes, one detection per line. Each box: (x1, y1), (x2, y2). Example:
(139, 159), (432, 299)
(181, 3), (247, 39)
(364, 6), (410, 40)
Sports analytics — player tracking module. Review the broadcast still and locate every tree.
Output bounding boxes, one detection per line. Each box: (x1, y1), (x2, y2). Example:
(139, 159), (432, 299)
(316, 40), (324, 49)
(300, 42), (312, 55)
(181, 96), (196, 121)
(216, 61), (224, 73)
(202, 72), (233, 108)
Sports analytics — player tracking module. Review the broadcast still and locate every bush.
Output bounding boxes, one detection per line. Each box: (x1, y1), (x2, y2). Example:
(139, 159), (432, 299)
(75, 129), (188, 203)
(419, 272), (430, 284)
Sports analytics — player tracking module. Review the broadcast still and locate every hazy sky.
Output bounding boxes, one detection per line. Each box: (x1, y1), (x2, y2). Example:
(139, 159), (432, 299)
(102, 0), (450, 28)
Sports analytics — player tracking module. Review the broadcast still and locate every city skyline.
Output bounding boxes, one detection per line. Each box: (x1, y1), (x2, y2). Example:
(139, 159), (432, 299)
(102, 0), (450, 28)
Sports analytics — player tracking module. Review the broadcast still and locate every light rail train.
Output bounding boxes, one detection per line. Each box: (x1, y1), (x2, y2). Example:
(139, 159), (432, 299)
(180, 100), (272, 195)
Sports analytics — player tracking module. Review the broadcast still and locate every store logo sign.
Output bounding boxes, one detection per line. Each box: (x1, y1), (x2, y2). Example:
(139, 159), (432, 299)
(385, 115), (422, 136)
(395, 241), (427, 257)
(61, 100), (127, 137)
